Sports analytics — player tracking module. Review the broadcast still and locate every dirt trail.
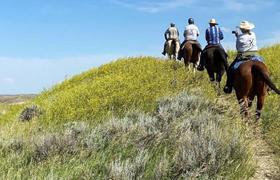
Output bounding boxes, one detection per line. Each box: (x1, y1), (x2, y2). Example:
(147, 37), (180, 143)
(249, 127), (280, 180)
(215, 95), (279, 179)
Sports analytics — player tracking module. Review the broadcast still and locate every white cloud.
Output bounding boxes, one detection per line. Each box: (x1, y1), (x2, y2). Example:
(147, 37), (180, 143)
(221, 0), (275, 11)
(1, 78), (15, 84)
(111, 0), (275, 13)
(111, 0), (193, 13)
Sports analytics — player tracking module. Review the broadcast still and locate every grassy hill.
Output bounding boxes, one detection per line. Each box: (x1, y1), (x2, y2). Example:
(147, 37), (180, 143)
(0, 45), (279, 178)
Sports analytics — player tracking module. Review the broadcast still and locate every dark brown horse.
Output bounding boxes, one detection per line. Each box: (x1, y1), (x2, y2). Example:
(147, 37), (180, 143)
(181, 41), (201, 72)
(233, 60), (280, 120)
(202, 45), (228, 87)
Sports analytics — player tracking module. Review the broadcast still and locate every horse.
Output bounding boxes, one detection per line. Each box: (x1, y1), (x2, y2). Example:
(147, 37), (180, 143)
(165, 40), (179, 60)
(181, 41), (201, 72)
(202, 45), (228, 88)
(233, 60), (280, 120)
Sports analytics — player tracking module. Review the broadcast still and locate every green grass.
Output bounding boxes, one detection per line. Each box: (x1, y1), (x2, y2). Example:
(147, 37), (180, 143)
(0, 43), (279, 178)
(259, 45), (280, 158)
(0, 92), (254, 179)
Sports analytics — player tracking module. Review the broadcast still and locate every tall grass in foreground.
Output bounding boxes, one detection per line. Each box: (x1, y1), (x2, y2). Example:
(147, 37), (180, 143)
(0, 92), (254, 179)
(259, 45), (280, 163)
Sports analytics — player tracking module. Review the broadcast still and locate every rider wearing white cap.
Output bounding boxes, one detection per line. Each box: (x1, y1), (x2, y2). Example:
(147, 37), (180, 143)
(224, 20), (259, 94)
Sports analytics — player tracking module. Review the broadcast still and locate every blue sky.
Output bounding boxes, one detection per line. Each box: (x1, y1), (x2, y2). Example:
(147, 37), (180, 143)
(0, 0), (279, 94)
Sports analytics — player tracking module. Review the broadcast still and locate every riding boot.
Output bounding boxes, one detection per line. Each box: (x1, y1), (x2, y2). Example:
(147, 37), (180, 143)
(162, 42), (167, 55)
(177, 50), (182, 60)
(223, 67), (233, 94)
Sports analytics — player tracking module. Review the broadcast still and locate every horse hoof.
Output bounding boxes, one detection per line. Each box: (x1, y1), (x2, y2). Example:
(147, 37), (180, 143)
(223, 86), (232, 94)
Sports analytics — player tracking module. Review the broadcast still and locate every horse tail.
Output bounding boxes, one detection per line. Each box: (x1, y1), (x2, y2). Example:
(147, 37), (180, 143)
(253, 63), (280, 95)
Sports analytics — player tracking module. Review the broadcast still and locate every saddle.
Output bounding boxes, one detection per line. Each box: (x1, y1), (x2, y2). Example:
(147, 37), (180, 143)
(204, 44), (222, 51)
(181, 40), (202, 51)
(233, 55), (264, 70)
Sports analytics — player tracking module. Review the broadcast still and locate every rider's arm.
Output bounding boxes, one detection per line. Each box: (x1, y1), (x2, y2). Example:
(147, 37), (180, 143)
(183, 29), (187, 38)
(164, 30), (169, 40)
(205, 29), (209, 42)
(219, 28), (224, 40)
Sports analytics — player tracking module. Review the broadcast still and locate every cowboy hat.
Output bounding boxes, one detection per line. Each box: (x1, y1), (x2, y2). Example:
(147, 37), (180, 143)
(239, 21), (255, 30)
(209, 18), (218, 25)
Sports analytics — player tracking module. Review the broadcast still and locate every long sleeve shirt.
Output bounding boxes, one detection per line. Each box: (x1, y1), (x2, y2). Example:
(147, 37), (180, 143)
(205, 26), (223, 45)
(235, 31), (258, 53)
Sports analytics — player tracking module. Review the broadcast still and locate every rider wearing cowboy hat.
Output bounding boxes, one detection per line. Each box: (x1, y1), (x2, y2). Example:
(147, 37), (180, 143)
(224, 20), (258, 94)
(197, 18), (227, 71)
(162, 23), (180, 56)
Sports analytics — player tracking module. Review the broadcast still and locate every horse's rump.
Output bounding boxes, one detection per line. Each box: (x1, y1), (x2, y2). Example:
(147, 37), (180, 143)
(203, 46), (227, 72)
(166, 39), (179, 57)
(233, 60), (280, 119)
(182, 40), (202, 52)
(181, 40), (202, 65)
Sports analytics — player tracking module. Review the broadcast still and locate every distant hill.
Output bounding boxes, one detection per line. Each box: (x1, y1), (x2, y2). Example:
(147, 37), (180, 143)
(0, 94), (36, 104)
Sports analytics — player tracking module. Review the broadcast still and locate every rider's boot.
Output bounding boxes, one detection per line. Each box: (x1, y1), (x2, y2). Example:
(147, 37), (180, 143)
(223, 70), (233, 94)
(197, 59), (205, 71)
(177, 50), (182, 60)
(162, 43), (167, 55)
(197, 51), (205, 71)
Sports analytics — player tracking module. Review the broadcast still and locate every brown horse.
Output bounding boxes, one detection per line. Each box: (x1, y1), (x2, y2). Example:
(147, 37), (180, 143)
(202, 45), (228, 87)
(233, 60), (280, 120)
(181, 41), (201, 72)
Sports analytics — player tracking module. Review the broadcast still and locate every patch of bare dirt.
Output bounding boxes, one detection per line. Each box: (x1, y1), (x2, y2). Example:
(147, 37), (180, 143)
(249, 126), (280, 180)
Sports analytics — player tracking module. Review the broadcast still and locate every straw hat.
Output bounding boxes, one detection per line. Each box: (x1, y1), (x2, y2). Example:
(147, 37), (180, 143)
(209, 18), (218, 25)
(239, 21), (255, 30)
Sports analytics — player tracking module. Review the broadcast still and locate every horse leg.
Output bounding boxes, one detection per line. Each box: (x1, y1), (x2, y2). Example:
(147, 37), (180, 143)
(175, 41), (180, 60)
(188, 63), (191, 71)
(239, 98), (249, 119)
(248, 92), (255, 108)
(193, 63), (196, 74)
(256, 94), (265, 121)
(206, 69), (215, 82)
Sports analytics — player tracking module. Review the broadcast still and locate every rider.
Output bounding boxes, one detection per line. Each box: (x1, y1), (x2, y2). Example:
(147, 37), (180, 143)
(223, 20), (258, 94)
(197, 19), (227, 71)
(162, 23), (180, 56)
(177, 18), (201, 60)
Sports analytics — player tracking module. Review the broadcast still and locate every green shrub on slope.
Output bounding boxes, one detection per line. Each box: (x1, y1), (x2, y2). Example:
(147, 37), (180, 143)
(0, 92), (253, 179)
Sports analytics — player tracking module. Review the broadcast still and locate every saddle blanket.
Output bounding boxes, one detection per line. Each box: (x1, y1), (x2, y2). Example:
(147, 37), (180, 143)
(233, 56), (264, 70)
